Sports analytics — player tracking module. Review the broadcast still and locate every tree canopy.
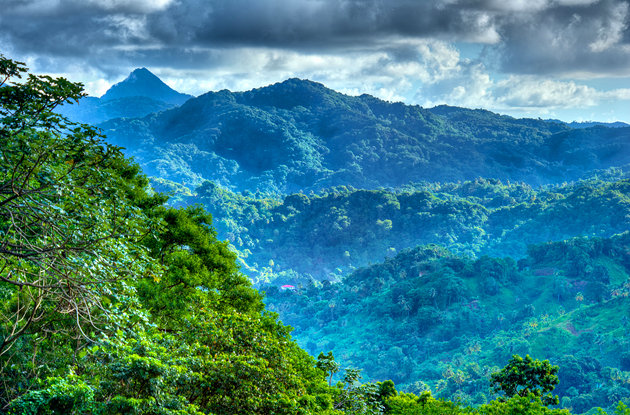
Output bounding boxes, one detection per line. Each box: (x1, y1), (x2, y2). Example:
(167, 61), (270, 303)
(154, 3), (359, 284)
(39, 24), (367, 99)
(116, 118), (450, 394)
(0, 54), (341, 415)
(2, 53), (629, 415)
(490, 354), (560, 406)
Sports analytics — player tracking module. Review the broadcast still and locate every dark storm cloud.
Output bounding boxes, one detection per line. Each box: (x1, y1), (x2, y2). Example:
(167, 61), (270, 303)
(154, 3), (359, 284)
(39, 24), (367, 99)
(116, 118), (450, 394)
(1, 3), (147, 57)
(2, 0), (629, 76)
(144, 0), (493, 47)
(497, 0), (630, 75)
(1, 1), (493, 53)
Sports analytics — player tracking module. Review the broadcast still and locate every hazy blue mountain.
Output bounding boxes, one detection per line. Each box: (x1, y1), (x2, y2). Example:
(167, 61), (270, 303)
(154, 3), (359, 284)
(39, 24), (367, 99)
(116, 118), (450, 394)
(101, 67), (192, 105)
(58, 68), (192, 125)
(59, 95), (175, 125)
(101, 78), (630, 193)
(568, 120), (629, 128)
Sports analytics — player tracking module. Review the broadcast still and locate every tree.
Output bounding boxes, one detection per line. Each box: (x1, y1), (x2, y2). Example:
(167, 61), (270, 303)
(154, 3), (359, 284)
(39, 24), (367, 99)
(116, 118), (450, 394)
(480, 394), (570, 415)
(490, 354), (560, 406)
(0, 55), (339, 415)
(0, 54), (166, 409)
(317, 351), (340, 386)
(332, 368), (383, 415)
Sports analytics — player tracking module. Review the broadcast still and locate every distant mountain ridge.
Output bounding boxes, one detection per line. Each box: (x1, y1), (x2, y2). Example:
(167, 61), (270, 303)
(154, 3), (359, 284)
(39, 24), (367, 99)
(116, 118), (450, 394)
(58, 68), (192, 124)
(545, 119), (630, 129)
(100, 77), (630, 193)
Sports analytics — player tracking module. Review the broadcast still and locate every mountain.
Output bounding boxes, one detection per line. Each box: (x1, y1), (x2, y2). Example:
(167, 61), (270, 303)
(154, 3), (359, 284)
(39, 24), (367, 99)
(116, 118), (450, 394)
(100, 67), (192, 105)
(567, 120), (629, 128)
(100, 78), (630, 193)
(58, 68), (193, 124)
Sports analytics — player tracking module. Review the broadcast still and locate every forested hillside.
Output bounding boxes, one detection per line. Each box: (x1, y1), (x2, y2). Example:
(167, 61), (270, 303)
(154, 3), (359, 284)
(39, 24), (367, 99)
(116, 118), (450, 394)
(99, 78), (630, 193)
(4, 57), (629, 415)
(264, 234), (630, 413)
(188, 174), (630, 282)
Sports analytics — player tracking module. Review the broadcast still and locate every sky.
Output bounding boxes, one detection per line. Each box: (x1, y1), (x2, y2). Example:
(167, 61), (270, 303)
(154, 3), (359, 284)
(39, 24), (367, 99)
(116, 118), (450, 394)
(2, 0), (630, 122)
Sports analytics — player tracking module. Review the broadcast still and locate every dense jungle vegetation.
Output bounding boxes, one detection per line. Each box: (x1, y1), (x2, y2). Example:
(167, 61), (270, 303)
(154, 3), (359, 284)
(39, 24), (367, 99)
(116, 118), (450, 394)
(2, 56), (629, 414)
(189, 173), (630, 282)
(264, 234), (630, 413)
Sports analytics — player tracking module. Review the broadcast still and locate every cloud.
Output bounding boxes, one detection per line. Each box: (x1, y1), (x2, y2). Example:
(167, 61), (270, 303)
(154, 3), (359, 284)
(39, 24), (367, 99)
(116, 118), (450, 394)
(412, 50), (630, 114)
(2, 0), (630, 123)
(1, 1), (498, 56)
(145, 38), (630, 116)
(498, 0), (630, 76)
(82, 0), (175, 13)
(150, 39), (458, 101)
(3, 0), (629, 78)
(494, 77), (601, 108)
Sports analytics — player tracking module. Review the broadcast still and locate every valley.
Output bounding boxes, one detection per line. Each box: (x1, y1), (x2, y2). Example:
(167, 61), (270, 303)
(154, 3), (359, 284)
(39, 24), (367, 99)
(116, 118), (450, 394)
(2, 60), (628, 414)
(83, 69), (630, 413)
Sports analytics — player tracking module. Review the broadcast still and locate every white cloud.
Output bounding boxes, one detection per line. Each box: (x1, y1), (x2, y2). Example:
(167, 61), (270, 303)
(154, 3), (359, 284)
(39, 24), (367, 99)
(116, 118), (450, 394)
(484, 0), (550, 12)
(588, 1), (628, 52)
(601, 88), (630, 100)
(80, 0), (176, 12)
(135, 40), (466, 104)
(494, 77), (599, 108)
(84, 78), (112, 97)
(12, 26), (629, 122)
(467, 76), (630, 113)
(553, 0), (601, 6)
(100, 15), (150, 42)
(411, 49), (630, 115)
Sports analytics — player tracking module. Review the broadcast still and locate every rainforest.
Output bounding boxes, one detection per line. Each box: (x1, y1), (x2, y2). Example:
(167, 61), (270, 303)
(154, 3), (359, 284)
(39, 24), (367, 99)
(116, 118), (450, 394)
(1, 54), (629, 415)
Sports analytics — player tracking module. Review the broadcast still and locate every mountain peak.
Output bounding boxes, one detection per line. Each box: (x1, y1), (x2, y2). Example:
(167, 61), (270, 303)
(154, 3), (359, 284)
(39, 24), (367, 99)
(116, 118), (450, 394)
(101, 68), (192, 106)
(128, 67), (158, 80)
(240, 77), (350, 110)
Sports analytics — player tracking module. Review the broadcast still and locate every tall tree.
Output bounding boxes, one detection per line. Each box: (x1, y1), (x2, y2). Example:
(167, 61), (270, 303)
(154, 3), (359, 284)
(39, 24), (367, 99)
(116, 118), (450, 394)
(0, 55), (342, 415)
(0, 53), (166, 408)
(490, 354), (560, 406)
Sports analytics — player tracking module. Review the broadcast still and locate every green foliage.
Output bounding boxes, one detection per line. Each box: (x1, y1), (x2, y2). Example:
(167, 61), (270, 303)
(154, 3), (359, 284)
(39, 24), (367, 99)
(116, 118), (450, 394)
(383, 389), (572, 415)
(0, 53), (164, 391)
(136, 204), (263, 326)
(264, 233), (630, 413)
(0, 54), (350, 415)
(318, 351), (341, 386)
(490, 355), (559, 406)
(332, 368), (383, 415)
(479, 394), (569, 415)
(7, 375), (95, 415)
(613, 402), (630, 415)
(195, 176), (630, 283)
(384, 390), (466, 415)
(83, 311), (332, 415)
